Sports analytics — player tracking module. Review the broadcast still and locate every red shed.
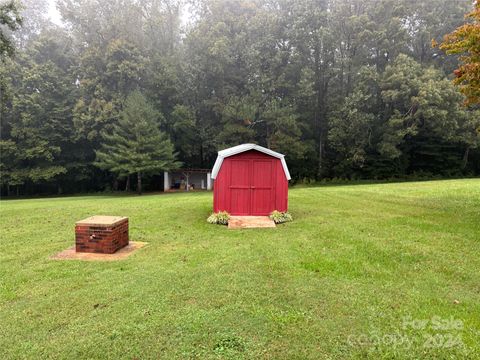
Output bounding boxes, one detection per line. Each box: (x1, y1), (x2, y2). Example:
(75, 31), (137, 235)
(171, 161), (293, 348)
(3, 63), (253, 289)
(211, 144), (291, 216)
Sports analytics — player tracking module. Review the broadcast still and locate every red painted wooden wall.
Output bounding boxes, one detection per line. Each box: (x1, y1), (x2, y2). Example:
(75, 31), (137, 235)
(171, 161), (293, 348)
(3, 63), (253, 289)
(213, 150), (288, 215)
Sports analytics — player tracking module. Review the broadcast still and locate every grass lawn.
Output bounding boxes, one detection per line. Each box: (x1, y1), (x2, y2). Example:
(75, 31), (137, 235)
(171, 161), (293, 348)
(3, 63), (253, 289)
(1, 179), (479, 359)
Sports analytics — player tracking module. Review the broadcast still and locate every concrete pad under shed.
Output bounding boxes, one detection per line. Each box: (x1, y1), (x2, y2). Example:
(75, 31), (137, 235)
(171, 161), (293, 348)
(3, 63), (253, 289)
(51, 241), (147, 261)
(228, 216), (276, 229)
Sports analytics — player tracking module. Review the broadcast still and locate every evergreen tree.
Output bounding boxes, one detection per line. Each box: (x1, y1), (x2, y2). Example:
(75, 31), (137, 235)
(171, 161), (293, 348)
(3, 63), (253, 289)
(95, 91), (180, 194)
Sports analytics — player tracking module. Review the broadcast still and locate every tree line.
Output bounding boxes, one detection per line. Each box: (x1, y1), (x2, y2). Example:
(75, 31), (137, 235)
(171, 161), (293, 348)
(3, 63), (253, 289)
(1, 0), (479, 196)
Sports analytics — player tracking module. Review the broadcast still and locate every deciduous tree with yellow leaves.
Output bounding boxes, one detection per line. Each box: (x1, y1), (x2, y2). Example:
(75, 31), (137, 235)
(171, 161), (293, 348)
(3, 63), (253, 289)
(435, 0), (480, 106)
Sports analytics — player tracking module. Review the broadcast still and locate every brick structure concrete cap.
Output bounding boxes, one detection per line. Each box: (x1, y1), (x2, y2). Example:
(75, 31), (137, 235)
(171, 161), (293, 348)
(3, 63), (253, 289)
(75, 216), (128, 227)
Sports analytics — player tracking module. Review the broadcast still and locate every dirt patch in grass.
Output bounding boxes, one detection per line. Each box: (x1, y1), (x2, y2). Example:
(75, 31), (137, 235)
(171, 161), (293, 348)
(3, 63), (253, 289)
(50, 241), (147, 261)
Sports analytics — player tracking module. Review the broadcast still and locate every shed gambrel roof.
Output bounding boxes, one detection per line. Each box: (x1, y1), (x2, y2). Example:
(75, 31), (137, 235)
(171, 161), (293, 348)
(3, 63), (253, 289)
(211, 144), (291, 180)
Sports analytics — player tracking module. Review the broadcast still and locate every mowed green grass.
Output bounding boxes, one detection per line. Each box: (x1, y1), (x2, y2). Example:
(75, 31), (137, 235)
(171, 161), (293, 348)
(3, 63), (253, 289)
(0, 179), (479, 359)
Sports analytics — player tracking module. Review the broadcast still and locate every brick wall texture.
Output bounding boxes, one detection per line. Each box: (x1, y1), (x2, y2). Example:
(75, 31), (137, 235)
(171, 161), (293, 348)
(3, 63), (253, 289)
(75, 219), (129, 254)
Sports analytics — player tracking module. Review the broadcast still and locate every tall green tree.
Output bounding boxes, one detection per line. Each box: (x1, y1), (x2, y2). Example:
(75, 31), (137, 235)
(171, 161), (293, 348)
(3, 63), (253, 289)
(1, 30), (78, 194)
(0, 0), (22, 59)
(95, 91), (180, 194)
(328, 55), (480, 177)
(0, 0), (22, 138)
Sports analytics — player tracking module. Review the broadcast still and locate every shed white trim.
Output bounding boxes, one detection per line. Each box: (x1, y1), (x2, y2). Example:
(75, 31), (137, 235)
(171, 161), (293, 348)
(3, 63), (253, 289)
(211, 143), (291, 180)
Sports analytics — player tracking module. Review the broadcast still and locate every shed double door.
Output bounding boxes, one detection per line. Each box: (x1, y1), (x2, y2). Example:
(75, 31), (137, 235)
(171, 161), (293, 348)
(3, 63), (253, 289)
(229, 159), (275, 215)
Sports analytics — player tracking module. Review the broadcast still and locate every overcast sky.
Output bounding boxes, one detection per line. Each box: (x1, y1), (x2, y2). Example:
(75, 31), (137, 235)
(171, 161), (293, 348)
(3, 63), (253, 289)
(47, 0), (62, 25)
